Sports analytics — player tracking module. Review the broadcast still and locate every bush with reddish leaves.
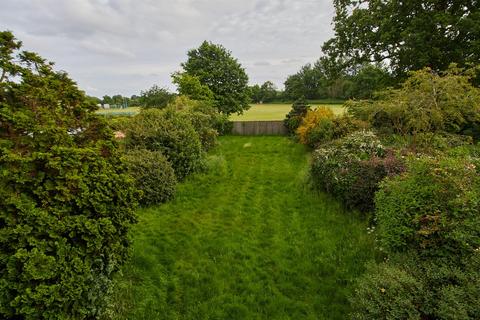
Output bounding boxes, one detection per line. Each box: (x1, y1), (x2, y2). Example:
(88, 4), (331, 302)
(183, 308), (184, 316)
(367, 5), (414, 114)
(311, 131), (405, 212)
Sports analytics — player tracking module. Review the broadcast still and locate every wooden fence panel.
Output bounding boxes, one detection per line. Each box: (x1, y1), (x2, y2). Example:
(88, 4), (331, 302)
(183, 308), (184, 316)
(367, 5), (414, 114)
(231, 121), (288, 135)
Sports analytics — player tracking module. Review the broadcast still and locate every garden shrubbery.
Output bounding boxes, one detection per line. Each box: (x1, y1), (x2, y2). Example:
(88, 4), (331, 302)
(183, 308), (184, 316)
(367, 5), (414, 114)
(122, 149), (177, 205)
(375, 156), (480, 257)
(284, 98), (310, 135)
(352, 156), (480, 319)
(125, 108), (204, 180)
(334, 68), (480, 318)
(303, 68), (480, 319)
(296, 106), (334, 145)
(311, 131), (405, 212)
(347, 67), (480, 140)
(292, 102), (367, 148)
(0, 32), (138, 319)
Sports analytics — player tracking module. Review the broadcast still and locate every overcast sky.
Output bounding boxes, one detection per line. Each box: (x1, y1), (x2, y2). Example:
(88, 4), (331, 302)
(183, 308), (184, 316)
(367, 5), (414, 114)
(0, 0), (335, 97)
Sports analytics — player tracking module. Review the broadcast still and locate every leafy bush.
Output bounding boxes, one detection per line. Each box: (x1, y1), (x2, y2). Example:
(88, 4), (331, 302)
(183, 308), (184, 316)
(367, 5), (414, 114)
(347, 67), (480, 140)
(122, 149), (177, 205)
(352, 251), (480, 319)
(168, 96), (222, 150)
(375, 156), (480, 257)
(125, 108), (204, 180)
(106, 116), (132, 132)
(0, 31), (138, 319)
(296, 107), (334, 145)
(284, 98), (310, 135)
(311, 131), (404, 211)
(353, 155), (480, 319)
(305, 115), (368, 148)
(350, 261), (424, 320)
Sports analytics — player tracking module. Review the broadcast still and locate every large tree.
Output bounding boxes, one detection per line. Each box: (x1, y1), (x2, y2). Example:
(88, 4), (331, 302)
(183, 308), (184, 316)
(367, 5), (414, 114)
(323, 0), (480, 77)
(181, 41), (250, 115)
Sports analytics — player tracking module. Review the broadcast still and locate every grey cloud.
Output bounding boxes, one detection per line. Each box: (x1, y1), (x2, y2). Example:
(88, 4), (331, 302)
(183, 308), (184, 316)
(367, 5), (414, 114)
(253, 61), (272, 66)
(0, 0), (334, 96)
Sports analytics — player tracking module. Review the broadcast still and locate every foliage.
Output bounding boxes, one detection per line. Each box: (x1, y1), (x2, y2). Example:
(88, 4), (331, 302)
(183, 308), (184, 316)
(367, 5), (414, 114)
(347, 64), (393, 99)
(0, 31), (138, 319)
(108, 136), (375, 319)
(304, 114), (368, 148)
(311, 131), (404, 211)
(296, 107), (334, 145)
(106, 116), (132, 132)
(283, 97), (311, 135)
(249, 81), (278, 103)
(171, 73), (214, 103)
(181, 41), (250, 115)
(168, 96), (219, 151)
(352, 250), (480, 319)
(125, 108), (203, 180)
(284, 59), (390, 101)
(122, 149), (177, 205)
(352, 154), (480, 319)
(350, 261), (424, 320)
(375, 156), (480, 257)
(284, 61), (329, 100)
(347, 67), (480, 140)
(140, 84), (175, 109)
(323, 0), (480, 77)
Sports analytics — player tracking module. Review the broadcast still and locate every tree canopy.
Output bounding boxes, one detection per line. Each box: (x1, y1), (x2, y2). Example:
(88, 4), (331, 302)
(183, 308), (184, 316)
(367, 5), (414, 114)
(140, 84), (174, 109)
(172, 72), (214, 103)
(323, 0), (480, 77)
(249, 81), (278, 103)
(181, 41), (250, 115)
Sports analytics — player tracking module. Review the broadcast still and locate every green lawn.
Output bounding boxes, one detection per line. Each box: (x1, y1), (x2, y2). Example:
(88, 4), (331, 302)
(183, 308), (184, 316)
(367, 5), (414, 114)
(230, 104), (345, 121)
(96, 103), (345, 121)
(109, 136), (373, 319)
(97, 107), (140, 116)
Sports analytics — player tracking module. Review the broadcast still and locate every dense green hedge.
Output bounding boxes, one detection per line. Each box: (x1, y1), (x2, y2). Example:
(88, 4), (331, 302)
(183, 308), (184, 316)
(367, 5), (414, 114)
(125, 108), (204, 180)
(0, 31), (138, 319)
(376, 156), (480, 258)
(123, 149), (177, 205)
(352, 156), (480, 319)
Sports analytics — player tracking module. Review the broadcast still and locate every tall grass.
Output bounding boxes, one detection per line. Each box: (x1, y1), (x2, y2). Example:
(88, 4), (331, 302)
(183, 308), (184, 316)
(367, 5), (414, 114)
(108, 136), (373, 319)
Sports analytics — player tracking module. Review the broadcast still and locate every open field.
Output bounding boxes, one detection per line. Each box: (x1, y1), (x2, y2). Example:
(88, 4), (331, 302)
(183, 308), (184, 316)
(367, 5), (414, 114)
(96, 103), (345, 121)
(96, 106), (140, 116)
(230, 103), (345, 121)
(109, 136), (374, 319)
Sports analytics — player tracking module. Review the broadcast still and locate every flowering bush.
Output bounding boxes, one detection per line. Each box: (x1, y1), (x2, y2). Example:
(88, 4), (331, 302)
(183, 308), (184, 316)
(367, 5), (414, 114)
(311, 131), (404, 211)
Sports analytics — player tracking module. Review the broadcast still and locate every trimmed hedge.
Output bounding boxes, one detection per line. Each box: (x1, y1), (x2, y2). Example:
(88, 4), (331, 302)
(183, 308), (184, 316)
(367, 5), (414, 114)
(123, 149), (177, 205)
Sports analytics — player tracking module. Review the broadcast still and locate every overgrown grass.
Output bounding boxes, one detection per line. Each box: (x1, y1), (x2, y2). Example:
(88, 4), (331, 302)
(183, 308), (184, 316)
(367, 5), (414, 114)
(108, 136), (373, 319)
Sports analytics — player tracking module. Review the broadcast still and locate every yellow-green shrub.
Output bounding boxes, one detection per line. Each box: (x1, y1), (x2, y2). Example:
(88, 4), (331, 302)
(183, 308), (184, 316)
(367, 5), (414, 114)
(296, 107), (334, 145)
